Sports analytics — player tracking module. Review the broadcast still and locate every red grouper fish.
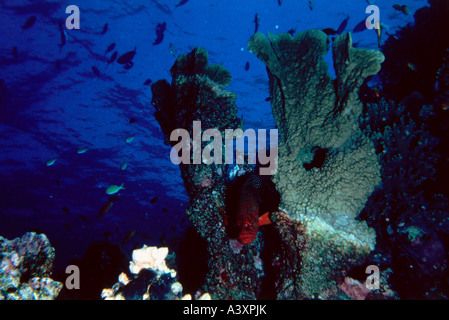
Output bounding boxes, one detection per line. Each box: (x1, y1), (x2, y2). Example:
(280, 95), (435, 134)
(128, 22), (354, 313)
(236, 174), (271, 244)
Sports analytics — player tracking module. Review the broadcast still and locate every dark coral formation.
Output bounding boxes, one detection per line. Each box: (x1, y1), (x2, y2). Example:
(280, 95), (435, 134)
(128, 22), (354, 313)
(101, 245), (198, 300)
(248, 30), (384, 298)
(59, 240), (129, 300)
(0, 232), (62, 299)
(360, 94), (449, 299)
(356, 0), (449, 300)
(151, 48), (265, 299)
(380, 0), (449, 102)
(270, 211), (308, 299)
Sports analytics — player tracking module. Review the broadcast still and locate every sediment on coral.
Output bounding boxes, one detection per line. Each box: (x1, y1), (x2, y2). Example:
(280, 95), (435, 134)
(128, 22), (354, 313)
(248, 30), (384, 299)
(0, 232), (62, 300)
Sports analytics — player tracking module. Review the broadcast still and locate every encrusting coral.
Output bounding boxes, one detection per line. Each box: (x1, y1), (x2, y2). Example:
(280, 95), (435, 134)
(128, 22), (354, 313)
(0, 232), (62, 300)
(247, 30), (384, 298)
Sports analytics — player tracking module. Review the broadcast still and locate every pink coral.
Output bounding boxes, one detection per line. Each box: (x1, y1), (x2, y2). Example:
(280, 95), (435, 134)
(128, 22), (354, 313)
(229, 239), (244, 254)
(200, 178), (212, 188)
(340, 277), (371, 300)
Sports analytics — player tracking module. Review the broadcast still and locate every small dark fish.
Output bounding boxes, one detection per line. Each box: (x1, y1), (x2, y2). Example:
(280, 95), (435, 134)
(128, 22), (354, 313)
(393, 4), (409, 15)
(175, 0), (189, 7)
(144, 79), (152, 86)
(64, 224), (73, 232)
(265, 97), (271, 102)
(98, 201), (113, 218)
(277, 0), (282, 6)
(407, 62), (418, 72)
(141, 233), (152, 239)
(55, 180), (61, 186)
(103, 232), (112, 237)
(287, 29), (295, 36)
(79, 214), (90, 223)
(122, 230), (136, 243)
(162, 208), (168, 213)
(101, 23), (108, 35)
(171, 226), (176, 232)
(244, 61), (250, 71)
(123, 63), (133, 70)
(322, 28), (338, 36)
(108, 195), (121, 202)
(159, 233), (166, 242)
(62, 206), (70, 214)
(117, 47), (136, 64)
(308, 0), (314, 11)
(107, 51), (118, 64)
(58, 20), (66, 49)
(129, 118), (137, 124)
(353, 19), (367, 33)
(337, 16), (350, 34)
(153, 22), (166, 45)
(22, 16), (36, 30)
(105, 43), (116, 54)
(150, 196), (158, 204)
(12, 47), (18, 58)
(254, 14), (260, 34)
(92, 66), (101, 77)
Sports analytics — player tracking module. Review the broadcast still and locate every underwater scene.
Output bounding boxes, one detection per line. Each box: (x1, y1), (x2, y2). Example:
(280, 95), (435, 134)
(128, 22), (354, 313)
(0, 0), (449, 301)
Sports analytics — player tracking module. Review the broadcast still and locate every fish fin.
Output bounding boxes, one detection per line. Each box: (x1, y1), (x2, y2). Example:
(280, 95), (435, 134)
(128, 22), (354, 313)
(258, 211), (272, 226)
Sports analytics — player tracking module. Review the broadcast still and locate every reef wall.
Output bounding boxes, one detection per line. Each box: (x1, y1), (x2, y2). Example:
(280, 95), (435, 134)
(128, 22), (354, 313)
(248, 30), (384, 298)
(151, 48), (264, 299)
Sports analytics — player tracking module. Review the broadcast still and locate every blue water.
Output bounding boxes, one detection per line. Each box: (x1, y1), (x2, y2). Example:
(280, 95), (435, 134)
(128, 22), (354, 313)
(0, 0), (425, 272)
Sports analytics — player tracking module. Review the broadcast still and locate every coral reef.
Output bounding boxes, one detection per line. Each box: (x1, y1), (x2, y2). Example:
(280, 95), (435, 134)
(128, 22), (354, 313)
(151, 48), (265, 299)
(248, 30), (384, 298)
(102, 245), (210, 300)
(149, 28), (389, 299)
(0, 232), (62, 300)
(360, 93), (449, 299)
(356, 0), (449, 300)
